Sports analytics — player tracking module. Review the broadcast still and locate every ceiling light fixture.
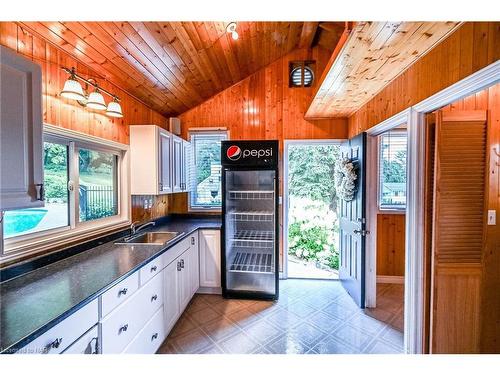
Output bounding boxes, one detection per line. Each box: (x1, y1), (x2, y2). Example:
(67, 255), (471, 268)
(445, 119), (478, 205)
(60, 68), (86, 101)
(60, 67), (123, 119)
(106, 97), (124, 118)
(226, 22), (239, 40)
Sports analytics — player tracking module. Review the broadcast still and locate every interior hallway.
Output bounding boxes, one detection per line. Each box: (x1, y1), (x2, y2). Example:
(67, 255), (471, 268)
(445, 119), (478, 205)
(158, 279), (404, 354)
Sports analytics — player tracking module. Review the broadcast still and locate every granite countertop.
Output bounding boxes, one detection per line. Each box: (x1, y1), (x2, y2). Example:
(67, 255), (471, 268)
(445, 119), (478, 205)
(0, 217), (221, 353)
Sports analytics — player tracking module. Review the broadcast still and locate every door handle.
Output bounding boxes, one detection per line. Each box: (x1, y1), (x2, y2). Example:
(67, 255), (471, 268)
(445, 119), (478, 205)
(353, 229), (370, 236)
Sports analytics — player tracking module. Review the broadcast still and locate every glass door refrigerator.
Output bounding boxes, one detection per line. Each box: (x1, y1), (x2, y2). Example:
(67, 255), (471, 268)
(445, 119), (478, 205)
(221, 140), (279, 300)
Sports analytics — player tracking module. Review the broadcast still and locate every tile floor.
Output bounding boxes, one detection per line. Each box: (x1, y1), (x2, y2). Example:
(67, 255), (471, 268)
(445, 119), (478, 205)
(157, 279), (404, 354)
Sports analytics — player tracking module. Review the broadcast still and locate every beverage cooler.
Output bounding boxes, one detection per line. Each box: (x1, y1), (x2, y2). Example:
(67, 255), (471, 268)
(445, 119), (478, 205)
(221, 140), (279, 300)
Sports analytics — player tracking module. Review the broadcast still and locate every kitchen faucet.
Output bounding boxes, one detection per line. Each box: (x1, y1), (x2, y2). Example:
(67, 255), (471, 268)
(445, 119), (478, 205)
(130, 221), (155, 235)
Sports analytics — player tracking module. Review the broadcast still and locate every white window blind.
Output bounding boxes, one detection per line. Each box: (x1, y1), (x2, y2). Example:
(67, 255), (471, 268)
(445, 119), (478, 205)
(188, 130), (228, 210)
(379, 130), (407, 210)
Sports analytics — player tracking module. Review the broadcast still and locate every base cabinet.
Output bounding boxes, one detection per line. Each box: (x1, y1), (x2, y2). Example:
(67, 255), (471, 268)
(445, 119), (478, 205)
(163, 259), (181, 335)
(199, 230), (221, 291)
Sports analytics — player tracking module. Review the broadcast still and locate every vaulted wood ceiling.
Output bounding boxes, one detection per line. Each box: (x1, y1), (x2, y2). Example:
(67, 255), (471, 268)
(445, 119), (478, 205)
(306, 21), (462, 118)
(18, 22), (344, 117)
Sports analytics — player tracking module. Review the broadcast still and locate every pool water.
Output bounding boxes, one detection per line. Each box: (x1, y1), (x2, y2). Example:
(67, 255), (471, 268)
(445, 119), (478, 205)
(3, 209), (48, 238)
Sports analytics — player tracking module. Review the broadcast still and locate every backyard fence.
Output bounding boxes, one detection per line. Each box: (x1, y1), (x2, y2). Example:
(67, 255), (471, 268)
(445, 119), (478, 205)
(79, 185), (116, 221)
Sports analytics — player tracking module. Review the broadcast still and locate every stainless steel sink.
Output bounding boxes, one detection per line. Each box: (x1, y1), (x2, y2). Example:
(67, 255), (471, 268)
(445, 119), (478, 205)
(116, 231), (183, 245)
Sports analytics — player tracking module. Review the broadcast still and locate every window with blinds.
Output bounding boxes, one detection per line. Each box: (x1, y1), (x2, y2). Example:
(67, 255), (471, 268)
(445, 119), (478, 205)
(188, 130), (228, 211)
(378, 130), (407, 210)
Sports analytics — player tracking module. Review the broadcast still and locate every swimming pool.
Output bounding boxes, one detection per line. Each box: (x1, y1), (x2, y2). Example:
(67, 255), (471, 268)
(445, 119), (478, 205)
(3, 209), (48, 238)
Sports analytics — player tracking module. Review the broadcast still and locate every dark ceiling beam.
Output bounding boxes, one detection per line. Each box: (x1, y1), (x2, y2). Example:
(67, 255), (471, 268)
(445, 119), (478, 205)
(298, 22), (319, 48)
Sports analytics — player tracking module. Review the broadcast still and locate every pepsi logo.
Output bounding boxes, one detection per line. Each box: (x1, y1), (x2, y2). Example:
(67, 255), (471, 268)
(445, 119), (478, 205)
(227, 145), (242, 161)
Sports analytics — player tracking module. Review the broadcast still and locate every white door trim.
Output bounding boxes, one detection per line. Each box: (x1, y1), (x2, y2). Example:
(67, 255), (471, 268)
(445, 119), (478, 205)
(363, 60), (499, 354)
(282, 139), (343, 280)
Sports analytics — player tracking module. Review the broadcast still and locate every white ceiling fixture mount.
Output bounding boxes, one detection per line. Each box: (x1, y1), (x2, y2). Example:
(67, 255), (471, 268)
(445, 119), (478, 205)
(60, 67), (124, 118)
(226, 22), (239, 40)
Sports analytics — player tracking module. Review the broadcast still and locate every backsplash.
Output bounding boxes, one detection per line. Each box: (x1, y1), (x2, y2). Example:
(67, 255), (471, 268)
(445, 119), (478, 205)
(131, 195), (171, 223)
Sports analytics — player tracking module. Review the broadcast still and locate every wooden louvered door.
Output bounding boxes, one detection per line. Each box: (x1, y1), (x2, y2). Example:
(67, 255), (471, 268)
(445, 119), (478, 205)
(430, 110), (488, 353)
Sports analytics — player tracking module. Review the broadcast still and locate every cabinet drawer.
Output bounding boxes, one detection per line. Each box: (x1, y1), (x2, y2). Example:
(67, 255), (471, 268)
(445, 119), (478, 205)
(18, 299), (98, 354)
(122, 306), (165, 354)
(62, 325), (99, 354)
(140, 256), (164, 286)
(161, 235), (191, 267)
(100, 271), (139, 318)
(100, 271), (164, 354)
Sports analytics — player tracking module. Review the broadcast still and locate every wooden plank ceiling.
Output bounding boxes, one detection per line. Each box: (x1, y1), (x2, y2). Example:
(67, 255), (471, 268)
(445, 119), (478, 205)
(306, 21), (462, 118)
(17, 21), (342, 117)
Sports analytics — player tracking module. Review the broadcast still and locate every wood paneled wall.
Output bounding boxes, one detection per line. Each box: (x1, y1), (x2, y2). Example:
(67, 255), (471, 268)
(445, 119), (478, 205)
(347, 22), (500, 137)
(376, 214), (406, 277)
(436, 84), (500, 353)
(0, 22), (172, 224)
(0, 22), (169, 144)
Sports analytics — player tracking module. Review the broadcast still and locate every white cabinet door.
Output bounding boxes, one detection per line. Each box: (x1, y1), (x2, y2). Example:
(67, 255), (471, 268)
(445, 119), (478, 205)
(0, 46), (43, 210)
(163, 259), (180, 335)
(178, 249), (191, 312)
(172, 135), (182, 193)
(188, 234), (200, 296)
(181, 140), (191, 192)
(199, 230), (221, 288)
(159, 130), (172, 194)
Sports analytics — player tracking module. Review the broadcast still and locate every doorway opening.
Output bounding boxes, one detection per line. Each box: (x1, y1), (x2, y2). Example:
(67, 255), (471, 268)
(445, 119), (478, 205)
(364, 125), (408, 333)
(284, 141), (341, 280)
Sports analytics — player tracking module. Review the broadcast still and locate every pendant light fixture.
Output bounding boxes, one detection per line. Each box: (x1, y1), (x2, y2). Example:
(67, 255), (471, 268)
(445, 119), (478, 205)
(86, 87), (107, 110)
(226, 22), (239, 40)
(60, 67), (124, 119)
(106, 97), (124, 118)
(60, 67), (86, 101)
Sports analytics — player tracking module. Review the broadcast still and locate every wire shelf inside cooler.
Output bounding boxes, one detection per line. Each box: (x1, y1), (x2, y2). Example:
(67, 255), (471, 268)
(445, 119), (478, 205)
(229, 251), (274, 274)
(230, 210), (274, 222)
(228, 190), (274, 200)
(229, 230), (274, 249)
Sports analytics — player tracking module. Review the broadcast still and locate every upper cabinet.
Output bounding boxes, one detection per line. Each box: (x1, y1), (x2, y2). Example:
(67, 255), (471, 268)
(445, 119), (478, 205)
(130, 125), (191, 195)
(0, 46), (43, 210)
(130, 125), (172, 195)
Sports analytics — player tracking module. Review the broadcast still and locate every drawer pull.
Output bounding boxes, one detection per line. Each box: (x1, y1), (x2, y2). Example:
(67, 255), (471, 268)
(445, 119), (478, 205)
(151, 294), (158, 302)
(191, 237), (195, 245)
(151, 265), (158, 272)
(177, 261), (182, 271)
(180, 259), (185, 269)
(119, 324), (129, 333)
(118, 288), (128, 296)
(151, 333), (158, 341)
(50, 337), (63, 349)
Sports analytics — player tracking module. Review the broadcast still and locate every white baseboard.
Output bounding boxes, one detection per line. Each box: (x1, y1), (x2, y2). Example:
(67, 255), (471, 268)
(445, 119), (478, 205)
(196, 287), (222, 295)
(377, 275), (405, 284)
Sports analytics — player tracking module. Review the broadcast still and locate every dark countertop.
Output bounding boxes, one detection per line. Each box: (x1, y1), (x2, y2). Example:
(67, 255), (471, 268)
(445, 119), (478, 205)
(0, 217), (221, 353)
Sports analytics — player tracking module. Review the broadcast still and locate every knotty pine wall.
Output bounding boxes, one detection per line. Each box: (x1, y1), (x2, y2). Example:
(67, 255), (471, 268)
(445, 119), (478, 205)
(0, 22), (173, 224)
(437, 84), (500, 353)
(347, 22), (500, 137)
(376, 214), (406, 277)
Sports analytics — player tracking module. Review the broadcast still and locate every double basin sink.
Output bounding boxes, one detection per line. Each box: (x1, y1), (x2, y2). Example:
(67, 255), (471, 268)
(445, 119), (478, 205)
(116, 231), (184, 246)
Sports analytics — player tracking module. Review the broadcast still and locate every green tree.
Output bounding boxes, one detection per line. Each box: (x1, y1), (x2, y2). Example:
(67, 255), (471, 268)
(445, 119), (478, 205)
(383, 150), (406, 183)
(196, 141), (221, 184)
(288, 145), (340, 211)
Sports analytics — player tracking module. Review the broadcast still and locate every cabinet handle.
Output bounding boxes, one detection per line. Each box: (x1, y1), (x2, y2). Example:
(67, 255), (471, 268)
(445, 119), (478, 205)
(151, 333), (158, 341)
(50, 337), (63, 349)
(35, 183), (45, 201)
(180, 259), (185, 269)
(119, 324), (129, 333)
(191, 237), (195, 245)
(177, 261), (182, 271)
(159, 182), (163, 191)
(118, 288), (128, 296)
(151, 265), (158, 272)
(151, 294), (158, 302)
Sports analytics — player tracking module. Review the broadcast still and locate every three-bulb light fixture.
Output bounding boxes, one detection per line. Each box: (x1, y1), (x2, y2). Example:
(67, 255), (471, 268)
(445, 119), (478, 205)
(60, 67), (123, 118)
(226, 22), (239, 40)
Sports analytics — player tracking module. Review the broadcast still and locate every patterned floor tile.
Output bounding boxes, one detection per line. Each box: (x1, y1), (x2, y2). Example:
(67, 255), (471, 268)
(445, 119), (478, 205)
(243, 319), (283, 345)
(380, 326), (404, 348)
(331, 324), (374, 352)
(218, 331), (261, 354)
(264, 308), (303, 330)
(227, 306), (265, 327)
(283, 300), (318, 318)
(348, 313), (387, 335)
(168, 315), (198, 338)
(201, 316), (243, 342)
(313, 335), (358, 354)
(264, 333), (311, 354)
(321, 301), (356, 320)
(364, 339), (403, 354)
(188, 305), (222, 325)
(308, 310), (342, 333)
(169, 328), (214, 354)
(288, 321), (327, 347)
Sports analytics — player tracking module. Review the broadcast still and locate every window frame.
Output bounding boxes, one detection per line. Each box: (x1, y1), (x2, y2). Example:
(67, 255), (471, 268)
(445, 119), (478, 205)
(187, 129), (228, 213)
(377, 129), (408, 212)
(1, 124), (130, 262)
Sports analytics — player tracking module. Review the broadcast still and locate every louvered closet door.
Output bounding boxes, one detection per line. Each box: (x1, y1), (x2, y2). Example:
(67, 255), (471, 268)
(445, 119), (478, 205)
(430, 110), (488, 353)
